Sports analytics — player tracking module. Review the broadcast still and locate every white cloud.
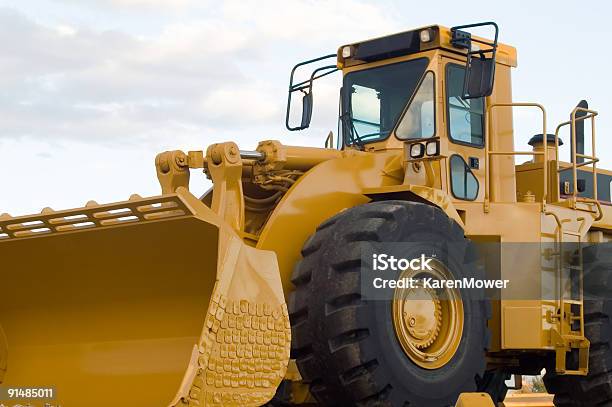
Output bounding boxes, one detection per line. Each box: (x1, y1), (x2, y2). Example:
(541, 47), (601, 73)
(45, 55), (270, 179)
(152, 20), (252, 56)
(0, 1), (396, 147)
(108, 0), (194, 6)
(55, 24), (77, 36)
(221, 1), (398, 43)
(199, 82), (280, 125)
(58, 0), (201, 11)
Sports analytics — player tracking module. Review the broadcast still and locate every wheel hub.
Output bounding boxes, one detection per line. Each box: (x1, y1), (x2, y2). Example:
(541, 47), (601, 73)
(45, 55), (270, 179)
(401, 287), (441, 349)
(392, 258), (464, 370)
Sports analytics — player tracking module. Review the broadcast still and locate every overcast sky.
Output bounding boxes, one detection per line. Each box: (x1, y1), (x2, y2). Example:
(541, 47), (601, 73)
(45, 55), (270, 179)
(1, 0), (611, 215)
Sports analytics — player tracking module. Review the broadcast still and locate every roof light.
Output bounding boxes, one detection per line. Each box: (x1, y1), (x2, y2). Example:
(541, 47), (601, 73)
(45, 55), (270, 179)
(420, 29), (433, 43)
(341, 46), (353, 58)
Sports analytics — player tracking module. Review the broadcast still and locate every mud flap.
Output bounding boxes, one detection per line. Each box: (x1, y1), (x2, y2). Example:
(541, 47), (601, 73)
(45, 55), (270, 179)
(0, 188), (290, 407)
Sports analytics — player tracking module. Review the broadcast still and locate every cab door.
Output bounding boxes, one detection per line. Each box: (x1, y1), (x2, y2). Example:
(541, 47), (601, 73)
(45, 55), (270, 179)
(441, 57), (487, 203)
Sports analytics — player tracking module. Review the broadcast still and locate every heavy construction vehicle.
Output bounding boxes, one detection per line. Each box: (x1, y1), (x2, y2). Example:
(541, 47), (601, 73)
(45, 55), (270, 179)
(0, 21), (610, 407)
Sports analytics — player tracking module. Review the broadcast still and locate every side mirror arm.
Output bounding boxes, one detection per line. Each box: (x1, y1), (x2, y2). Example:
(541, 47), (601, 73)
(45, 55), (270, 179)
(285, 54), (338, 131)
(450, 22), (499, 99)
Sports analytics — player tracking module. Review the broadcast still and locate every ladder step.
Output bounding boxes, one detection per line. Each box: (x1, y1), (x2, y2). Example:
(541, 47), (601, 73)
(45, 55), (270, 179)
(563, 334), (585, 340)
(558, 369), (588, 376)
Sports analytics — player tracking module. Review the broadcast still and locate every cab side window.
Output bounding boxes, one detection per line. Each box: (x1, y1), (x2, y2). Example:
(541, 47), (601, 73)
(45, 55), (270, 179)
(446, 64), (485, 146)
(450, 155), (479, 200)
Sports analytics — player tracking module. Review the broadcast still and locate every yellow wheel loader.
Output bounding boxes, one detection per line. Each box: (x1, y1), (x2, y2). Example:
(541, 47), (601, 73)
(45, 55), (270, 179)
(1, 21), (610, 407)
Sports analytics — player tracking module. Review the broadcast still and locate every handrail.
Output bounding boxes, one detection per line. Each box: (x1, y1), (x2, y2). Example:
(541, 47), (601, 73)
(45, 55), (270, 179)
(553, 107), (599, 203)
(544, 210), (564, 319)
(484, 103), (547, 211)
(576, 197), (604, 222)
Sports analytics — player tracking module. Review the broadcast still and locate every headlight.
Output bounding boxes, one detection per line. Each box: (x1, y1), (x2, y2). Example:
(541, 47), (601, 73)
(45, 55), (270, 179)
(341, 46), (353, 58)
(409, 143), (425, 158)
(420, 29), (433, 43)
(426, 140), (439, 156)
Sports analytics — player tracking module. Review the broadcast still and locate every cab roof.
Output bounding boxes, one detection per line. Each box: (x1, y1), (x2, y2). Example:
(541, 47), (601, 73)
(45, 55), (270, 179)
(338, 24), (517, 68)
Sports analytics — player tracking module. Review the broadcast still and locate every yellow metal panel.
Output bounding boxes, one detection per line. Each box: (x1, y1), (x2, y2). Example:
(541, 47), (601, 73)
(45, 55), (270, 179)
(485, 64), (518, 204)
(455, 202), (543, 350)
(503, 307), (542, 349)
(455, 392), (495, 407)
(503, 393), (554, 407)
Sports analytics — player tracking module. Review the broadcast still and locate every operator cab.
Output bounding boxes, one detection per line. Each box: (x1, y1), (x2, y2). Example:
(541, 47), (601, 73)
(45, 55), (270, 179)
(286, 23), (608, 208)
(336, 23), (497, 149)
(286, 23), (507, 147)
(286, 22), (518, 204)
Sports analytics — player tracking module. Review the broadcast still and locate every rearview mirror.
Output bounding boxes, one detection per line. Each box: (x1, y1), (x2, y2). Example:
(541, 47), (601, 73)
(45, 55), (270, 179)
(450, 22), (499, 100)
(300, 91), (313, 129)
(464, 56), (495, 99)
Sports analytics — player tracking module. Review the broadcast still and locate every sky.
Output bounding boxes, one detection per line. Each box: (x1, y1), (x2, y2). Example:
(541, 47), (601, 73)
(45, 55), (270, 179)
(0, 0), (611, 216)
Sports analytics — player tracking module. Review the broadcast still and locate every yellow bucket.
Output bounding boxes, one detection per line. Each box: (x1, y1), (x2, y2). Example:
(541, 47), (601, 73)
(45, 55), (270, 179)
(0, 188), (289, 407)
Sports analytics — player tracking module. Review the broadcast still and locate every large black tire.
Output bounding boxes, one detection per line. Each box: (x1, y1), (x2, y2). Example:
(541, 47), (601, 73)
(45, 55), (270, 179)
(544, 245), (612, 406)
(478, 370), (510, 404)
(263, 381), (294, 407)
(288, 201), (492, 406)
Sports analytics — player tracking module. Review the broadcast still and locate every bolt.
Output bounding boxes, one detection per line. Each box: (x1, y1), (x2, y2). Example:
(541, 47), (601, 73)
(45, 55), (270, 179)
(210, 147), (222, 165)
(157, 155), (170, 173)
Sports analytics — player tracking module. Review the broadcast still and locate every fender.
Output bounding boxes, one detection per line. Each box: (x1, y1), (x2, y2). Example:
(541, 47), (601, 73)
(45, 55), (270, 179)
(256, 149), (462, 295)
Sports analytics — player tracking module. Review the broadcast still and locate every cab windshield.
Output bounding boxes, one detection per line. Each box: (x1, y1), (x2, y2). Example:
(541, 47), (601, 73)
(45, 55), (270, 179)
(341, 58), (429, 146)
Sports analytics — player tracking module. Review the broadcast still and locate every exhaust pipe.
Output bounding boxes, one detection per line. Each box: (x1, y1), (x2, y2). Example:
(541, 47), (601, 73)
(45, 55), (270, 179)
(573, 99), (588, 164)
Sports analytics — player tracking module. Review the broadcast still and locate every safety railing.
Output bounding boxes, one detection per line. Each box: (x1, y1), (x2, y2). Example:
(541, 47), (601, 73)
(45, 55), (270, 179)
(554, 107), (599, 208)
(484, 103), (547, 212)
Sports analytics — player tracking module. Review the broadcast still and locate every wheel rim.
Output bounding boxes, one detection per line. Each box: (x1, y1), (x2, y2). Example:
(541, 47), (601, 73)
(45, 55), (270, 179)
(392, 258), (464, 369)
